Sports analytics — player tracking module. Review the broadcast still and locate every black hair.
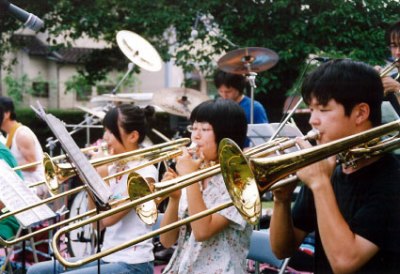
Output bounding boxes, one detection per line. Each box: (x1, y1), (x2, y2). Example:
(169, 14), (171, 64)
(214, 70), (247, 95)
(385, 20), (400, 46)
(0, 96), (16, 120)
(301, 59), (383, 126)
(102, 104), (155, 145)
(0, 104), (4, 128)
(190, 98), (248, 149)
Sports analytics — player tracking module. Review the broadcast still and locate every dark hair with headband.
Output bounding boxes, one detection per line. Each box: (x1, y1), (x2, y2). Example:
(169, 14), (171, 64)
(102, 104), (155, 145)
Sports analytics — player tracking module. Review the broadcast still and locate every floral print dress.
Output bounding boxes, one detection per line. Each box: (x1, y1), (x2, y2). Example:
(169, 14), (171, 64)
(162, 174), (252, 274)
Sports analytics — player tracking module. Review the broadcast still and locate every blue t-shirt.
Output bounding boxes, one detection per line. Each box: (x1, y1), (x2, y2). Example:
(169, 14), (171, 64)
(239, 95), (268, 124)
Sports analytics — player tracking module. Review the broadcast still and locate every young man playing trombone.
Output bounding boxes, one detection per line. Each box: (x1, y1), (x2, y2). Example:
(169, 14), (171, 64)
(270, 59), (400, 273)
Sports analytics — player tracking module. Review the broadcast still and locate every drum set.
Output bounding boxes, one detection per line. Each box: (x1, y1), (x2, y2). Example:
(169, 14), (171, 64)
(77, 30), (279, 124)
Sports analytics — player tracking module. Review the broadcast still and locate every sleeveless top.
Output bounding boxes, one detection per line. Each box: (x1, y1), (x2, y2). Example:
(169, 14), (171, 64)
(10, 125), (45, 184)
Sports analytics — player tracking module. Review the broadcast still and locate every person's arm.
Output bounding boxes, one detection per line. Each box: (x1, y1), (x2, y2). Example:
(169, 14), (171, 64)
(15, 130), (39, 172)
(295, 138), (379, 273)
(381, 76), (400, 95)
(185, 179), (230, 241)
(175, 148), (230, 242)
(270, 183), (307, 259)
(160, 168), (181, 248)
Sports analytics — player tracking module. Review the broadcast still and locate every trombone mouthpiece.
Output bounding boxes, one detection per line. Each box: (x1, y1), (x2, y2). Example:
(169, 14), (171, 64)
(188, 142), (198, 152)
(306, 129), (320, 140)
(188, 142), (199, 159)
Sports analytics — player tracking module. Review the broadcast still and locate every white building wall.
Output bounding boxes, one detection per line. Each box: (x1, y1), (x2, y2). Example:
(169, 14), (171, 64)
(1, 32), (196, 110)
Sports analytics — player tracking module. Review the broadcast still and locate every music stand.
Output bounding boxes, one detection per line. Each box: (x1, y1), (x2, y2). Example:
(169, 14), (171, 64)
(0, 160), (55, 271)
(32, 103), (112, 209)
(247, 123), (304, 149)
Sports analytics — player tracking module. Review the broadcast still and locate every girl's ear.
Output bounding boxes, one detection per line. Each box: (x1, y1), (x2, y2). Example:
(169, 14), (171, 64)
(128, 130), (140, 144)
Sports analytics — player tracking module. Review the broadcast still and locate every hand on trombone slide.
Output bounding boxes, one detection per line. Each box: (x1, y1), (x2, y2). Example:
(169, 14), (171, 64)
(294, 137), (337, 191)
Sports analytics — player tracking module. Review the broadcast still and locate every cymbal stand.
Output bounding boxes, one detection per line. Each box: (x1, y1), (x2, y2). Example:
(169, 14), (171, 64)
(111, 62), (135, 95)
(246, 72), (257, 124)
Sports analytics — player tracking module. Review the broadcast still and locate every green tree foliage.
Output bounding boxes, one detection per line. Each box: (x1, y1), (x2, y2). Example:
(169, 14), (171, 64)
(2, 0), (400, 118)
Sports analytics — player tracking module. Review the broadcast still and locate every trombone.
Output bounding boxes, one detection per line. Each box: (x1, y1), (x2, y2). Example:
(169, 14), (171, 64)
(50, 132), (321, 267)
(50, 119), (400, 267)
(380, 57), (399, 80)
(28, 138), (190, 196)
(219, 119), (400, 224)
(12, 142), (108, 172)
(0, 139), (190, 246)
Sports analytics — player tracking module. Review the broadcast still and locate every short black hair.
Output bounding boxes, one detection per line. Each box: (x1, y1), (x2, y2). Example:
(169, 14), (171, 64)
(214, 70), (247, 94)
(102, 104), (155, 145)
(190, 98), (248, 149)
(0, 104), (4, 128)
(385, 20), (400, 45)
(301, 59), (383, 126)
(0, 96), (16, 120)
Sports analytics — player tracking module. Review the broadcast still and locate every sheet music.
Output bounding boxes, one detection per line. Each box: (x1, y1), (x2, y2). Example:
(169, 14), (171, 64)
(247, 122), (304, 149)
(0, 160), (55, 227)
(32, 103), (112, 205)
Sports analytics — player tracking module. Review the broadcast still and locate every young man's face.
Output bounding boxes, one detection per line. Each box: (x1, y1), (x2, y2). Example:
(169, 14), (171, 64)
(389, 32), (400, 61)
(308, 97), (357, 145)
(217, 85), (242, 102)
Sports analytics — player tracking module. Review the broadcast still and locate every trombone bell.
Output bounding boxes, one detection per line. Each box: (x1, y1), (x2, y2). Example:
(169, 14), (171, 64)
(219, 139), (261, 225)
(219, 120), (400, 225)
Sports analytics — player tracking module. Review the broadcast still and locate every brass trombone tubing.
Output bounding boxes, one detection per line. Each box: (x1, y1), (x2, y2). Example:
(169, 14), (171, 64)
(0, 149), (186, 246)
(50, 133), (320, 267)
(52, 164), (221, 267)
(0, 186), (86, 223)
(0, 193), (128, 247)
(13, 144), (108, 171)
(380, 58), (399, 80)
(76, 138), (190, 170)
(53, 201), (232, 268)
(1, 150), (183, 230)
(28, 149), (183, 191)
(219, 119), (400, 224)
(267, 132), (400, 192)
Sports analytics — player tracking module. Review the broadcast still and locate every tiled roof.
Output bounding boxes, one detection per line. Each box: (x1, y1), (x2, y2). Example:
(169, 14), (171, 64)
(11, 34), (96, 64)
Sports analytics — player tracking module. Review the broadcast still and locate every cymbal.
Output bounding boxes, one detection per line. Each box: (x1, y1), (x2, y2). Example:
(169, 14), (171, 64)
(76, 105), (106, 120)
(116, 30), (162, 72)
(217, 47), (279, 74)
(152, 88), (210, 117)
(90, 94), (137, 104)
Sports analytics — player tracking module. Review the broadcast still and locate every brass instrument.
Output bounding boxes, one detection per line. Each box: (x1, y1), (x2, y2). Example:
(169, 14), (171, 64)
(13, 142), (108, 172)
(29, 138), (190, 195)
(219, 120), (400, 224)
(380, 58), (399, 80)
(50, 133), (320, 267)
(0, 139), (190, 246)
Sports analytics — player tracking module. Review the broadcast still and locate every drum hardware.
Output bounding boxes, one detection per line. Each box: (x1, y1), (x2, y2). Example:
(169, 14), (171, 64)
(152, 87), (210, 118)
(116, 30), (162, 72)
(217, 47), (279, 123)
